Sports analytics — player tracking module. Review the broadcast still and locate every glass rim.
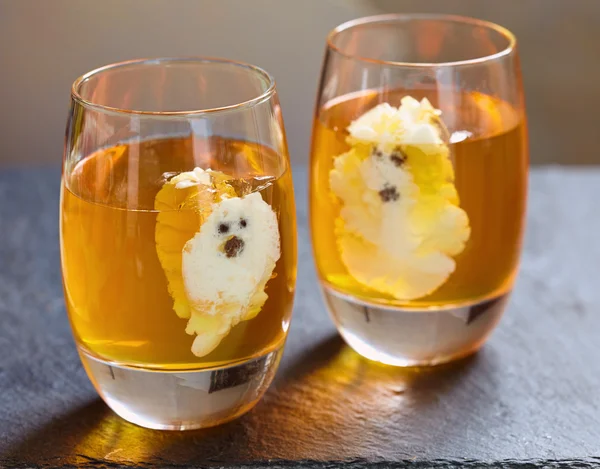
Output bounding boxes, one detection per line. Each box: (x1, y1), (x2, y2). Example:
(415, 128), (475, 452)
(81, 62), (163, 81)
(71, 56), (277, 117)
(327, 13), (517, 68)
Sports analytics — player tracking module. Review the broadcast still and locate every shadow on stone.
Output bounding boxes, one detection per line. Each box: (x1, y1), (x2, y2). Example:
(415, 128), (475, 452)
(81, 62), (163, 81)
(2, 396), (259, 467)
(276, 333), (346, 386)
(233, 333), (485, 461)
(3, 399), (109, 466)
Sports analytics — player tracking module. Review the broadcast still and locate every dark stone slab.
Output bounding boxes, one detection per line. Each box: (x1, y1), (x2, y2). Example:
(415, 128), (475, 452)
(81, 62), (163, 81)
(1, 166), (600, 468)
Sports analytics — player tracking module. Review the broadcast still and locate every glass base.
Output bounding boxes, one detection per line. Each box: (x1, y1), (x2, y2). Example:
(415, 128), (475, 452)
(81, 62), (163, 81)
(322, 286), (508, 367)
(79, 346), (283, 430)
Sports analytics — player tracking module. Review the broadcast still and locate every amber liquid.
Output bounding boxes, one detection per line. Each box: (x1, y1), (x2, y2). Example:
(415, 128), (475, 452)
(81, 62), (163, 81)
(61, 136), (296, 370)
(310, 89), (528, 308)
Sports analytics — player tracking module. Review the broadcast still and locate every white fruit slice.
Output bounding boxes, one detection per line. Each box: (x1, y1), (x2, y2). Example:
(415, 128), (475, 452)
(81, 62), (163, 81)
(155, 169), (280, 357)
(330, 97), (471, 300)
(182, 192), (280, 357)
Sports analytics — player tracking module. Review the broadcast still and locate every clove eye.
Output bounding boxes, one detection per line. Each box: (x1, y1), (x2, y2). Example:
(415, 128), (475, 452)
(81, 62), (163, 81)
(389, 148), (407, 167)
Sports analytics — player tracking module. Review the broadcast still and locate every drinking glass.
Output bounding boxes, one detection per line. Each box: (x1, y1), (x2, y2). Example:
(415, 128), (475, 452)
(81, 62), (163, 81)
(310, 14), (527, 366)
(60, 58), (297, 429)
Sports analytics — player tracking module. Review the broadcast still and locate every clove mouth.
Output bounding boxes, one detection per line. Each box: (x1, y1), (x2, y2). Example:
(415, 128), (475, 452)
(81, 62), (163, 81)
(223, 235), (245, 258)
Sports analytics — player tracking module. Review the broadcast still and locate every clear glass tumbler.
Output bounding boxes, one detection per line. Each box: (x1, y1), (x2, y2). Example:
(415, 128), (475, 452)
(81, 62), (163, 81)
(310, 14), (528, 366)
(60, 58), (297, 429)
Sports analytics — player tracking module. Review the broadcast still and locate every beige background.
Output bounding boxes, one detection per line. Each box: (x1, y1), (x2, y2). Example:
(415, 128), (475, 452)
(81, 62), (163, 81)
(0, 0), (599, 167)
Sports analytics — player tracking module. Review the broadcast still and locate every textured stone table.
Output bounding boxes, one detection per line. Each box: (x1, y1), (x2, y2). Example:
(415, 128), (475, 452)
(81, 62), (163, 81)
(1, 166), (600, 468)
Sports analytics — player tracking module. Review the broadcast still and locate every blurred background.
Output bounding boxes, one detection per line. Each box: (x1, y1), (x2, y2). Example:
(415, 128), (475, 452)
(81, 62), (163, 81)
(1, 0), (598, 167)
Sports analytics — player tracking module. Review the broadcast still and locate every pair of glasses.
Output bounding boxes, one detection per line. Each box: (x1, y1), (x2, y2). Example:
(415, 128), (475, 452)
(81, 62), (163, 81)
(60, 14), (527, 430)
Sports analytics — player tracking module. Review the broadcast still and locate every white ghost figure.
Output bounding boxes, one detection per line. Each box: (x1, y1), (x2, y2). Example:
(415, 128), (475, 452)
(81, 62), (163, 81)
(330, 98), (471, 300)
(181, 192), (280, 357)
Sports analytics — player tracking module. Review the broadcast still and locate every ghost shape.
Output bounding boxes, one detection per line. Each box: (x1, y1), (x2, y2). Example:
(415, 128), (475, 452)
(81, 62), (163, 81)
(182, 193), (280, 357)
(155, 169), (280, 357)
(330, 97), (471, 300)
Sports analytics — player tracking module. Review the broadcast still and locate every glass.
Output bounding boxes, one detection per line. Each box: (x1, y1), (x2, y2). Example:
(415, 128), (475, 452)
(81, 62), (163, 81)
(60, 58), (297, 429)
(310, 14), (527, 366)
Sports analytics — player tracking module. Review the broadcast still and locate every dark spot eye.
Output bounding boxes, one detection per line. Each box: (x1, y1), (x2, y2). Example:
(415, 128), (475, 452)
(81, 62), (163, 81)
(390, 148), (406, 167)
(218, 223), (230, 234)
(224, 236), (244, 258)
(371, 147), (383, 158)
(239, 218), (247, 229)
(379, 185), (400, 203)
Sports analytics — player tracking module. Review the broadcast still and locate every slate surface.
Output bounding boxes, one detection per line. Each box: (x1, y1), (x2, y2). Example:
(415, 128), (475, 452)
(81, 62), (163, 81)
(1, 166), (600, 468)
